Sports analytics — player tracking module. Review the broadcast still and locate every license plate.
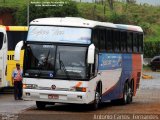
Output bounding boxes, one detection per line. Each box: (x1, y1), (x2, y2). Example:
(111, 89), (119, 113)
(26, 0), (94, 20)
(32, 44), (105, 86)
(48, 94), (59, 99)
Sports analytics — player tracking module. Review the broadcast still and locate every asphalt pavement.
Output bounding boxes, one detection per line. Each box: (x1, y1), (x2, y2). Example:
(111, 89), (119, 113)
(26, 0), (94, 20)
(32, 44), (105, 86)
(140, 71), (160, 89)
(0, 94), (34, 114)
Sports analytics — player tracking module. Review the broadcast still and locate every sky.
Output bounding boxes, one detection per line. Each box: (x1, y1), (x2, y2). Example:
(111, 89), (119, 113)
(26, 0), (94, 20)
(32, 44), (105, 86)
(73, 0), (160, 6)
(136, 0), (160, 6)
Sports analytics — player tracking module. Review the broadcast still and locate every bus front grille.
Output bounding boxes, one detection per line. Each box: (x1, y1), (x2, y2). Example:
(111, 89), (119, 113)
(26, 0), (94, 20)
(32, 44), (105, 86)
(38, 87), (69, 91)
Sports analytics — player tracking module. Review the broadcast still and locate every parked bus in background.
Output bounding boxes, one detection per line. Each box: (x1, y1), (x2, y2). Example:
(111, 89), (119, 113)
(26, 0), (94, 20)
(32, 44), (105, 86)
(0, 26), (28, 88)
(15, 17), (143, 110)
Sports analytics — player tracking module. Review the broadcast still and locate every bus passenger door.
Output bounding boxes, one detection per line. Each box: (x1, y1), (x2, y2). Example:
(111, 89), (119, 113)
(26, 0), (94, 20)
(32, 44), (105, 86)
(0, 28), (7, 88)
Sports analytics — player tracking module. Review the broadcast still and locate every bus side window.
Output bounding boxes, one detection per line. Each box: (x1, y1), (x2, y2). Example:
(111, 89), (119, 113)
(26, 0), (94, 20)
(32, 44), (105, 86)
(127, 32), (133, 53)
(106, 29), (113, 52)
(99, 29), (105, 52)
(7, 31), (28, 51)
(118, 31), (121, 52)
(114, 30), (120, 52)
(0, 32), (4, 50)
(138, 33), (143, 53)
(121, 31), (127, 53)
(133, 33), (138, 53)
(92, 29), (99, 49)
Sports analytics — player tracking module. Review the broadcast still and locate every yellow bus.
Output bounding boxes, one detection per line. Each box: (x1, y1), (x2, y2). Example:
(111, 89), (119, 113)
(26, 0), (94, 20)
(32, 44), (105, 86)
(0, 26), (28, 88)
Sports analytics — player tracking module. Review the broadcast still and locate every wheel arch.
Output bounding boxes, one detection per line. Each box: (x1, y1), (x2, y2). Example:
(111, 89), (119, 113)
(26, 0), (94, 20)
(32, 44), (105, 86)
(96, 80), (102, 95)
(130, 78), (135, 96)
(125, 78), (135, 95)
(125, 78), (134, 89)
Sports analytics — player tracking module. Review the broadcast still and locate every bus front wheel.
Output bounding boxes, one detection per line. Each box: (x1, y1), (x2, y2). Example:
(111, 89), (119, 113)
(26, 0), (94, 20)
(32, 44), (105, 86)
(91, 87), (101, 110)
(122, 83), (128, 104)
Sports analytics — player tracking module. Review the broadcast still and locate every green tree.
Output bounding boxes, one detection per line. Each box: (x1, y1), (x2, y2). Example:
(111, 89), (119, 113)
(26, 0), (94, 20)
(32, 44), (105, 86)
(15, 1), (79, 25)
(126, 0), (136, 4)
(108, 0), (114, 11)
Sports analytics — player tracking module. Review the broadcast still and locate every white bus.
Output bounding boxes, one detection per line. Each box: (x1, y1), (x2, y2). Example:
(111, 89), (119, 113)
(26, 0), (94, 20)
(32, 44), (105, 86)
(15, 17), (143, 110)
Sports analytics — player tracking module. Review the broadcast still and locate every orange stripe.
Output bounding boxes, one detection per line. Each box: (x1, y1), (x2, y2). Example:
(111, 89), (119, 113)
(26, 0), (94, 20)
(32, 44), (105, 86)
(5, 26), (9, 31)
(75, 82), (82, 87)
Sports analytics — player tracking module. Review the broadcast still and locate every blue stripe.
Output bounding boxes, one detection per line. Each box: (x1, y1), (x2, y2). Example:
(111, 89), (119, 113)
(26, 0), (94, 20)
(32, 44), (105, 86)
(101, 54), (132, 101)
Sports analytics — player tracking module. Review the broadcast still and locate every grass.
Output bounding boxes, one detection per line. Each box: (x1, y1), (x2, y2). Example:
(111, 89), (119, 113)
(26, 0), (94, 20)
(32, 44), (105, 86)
(145, 25), (160, 41)
(143, 65), (152, 71)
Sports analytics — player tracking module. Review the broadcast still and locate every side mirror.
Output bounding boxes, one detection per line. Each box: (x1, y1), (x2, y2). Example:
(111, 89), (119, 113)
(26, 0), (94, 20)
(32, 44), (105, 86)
(87, 44), (95, 64)
(14, 41), (24, 61)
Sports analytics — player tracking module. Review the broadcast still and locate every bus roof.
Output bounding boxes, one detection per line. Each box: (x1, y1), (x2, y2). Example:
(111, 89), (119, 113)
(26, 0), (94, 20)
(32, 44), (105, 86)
(0, 25), (28, 31)
(30, 17), (143, 32)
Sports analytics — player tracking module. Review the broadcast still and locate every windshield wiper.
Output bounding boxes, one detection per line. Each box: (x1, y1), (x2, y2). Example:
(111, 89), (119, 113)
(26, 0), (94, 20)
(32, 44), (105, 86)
(59, 52), (70, 79)
(45, 50), (50, 63)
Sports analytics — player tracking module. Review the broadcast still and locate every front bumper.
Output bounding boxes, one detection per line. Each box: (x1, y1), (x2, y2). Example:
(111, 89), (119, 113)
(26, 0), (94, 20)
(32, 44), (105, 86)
(23, 89), (91, 104)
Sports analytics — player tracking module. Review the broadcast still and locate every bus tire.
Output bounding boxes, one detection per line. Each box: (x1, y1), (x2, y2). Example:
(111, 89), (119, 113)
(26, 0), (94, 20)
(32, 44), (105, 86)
(120, 83), (128, 105)
(36, 101), (46, 109)
(91, 87), (101, 110)
(127, 82), (133, 104)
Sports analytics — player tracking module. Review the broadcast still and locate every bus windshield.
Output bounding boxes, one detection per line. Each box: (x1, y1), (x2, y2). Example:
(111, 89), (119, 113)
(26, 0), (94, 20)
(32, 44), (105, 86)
(7, 31), (28, 50)
(25, 44), (56, 71)
(24, 44), (88, 80)
(55, 46), (87, 79)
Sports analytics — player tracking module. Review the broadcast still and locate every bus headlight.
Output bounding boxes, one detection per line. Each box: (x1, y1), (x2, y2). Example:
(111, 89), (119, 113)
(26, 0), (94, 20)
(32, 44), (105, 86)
(23, 84), (38, 89)
(70, 87), (87, 92)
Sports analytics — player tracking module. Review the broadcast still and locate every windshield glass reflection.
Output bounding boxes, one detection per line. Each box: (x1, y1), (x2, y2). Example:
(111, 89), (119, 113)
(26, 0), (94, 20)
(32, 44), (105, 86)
(55, 46), (87, 79)
(24, 44), (88, 80)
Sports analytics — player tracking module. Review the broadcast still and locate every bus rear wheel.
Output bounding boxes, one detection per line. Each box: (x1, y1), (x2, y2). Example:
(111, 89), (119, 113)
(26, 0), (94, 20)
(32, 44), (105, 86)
(36, 101), (46, 109)
(127, 82), (133, 104)
(120, 82), (133, 105)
